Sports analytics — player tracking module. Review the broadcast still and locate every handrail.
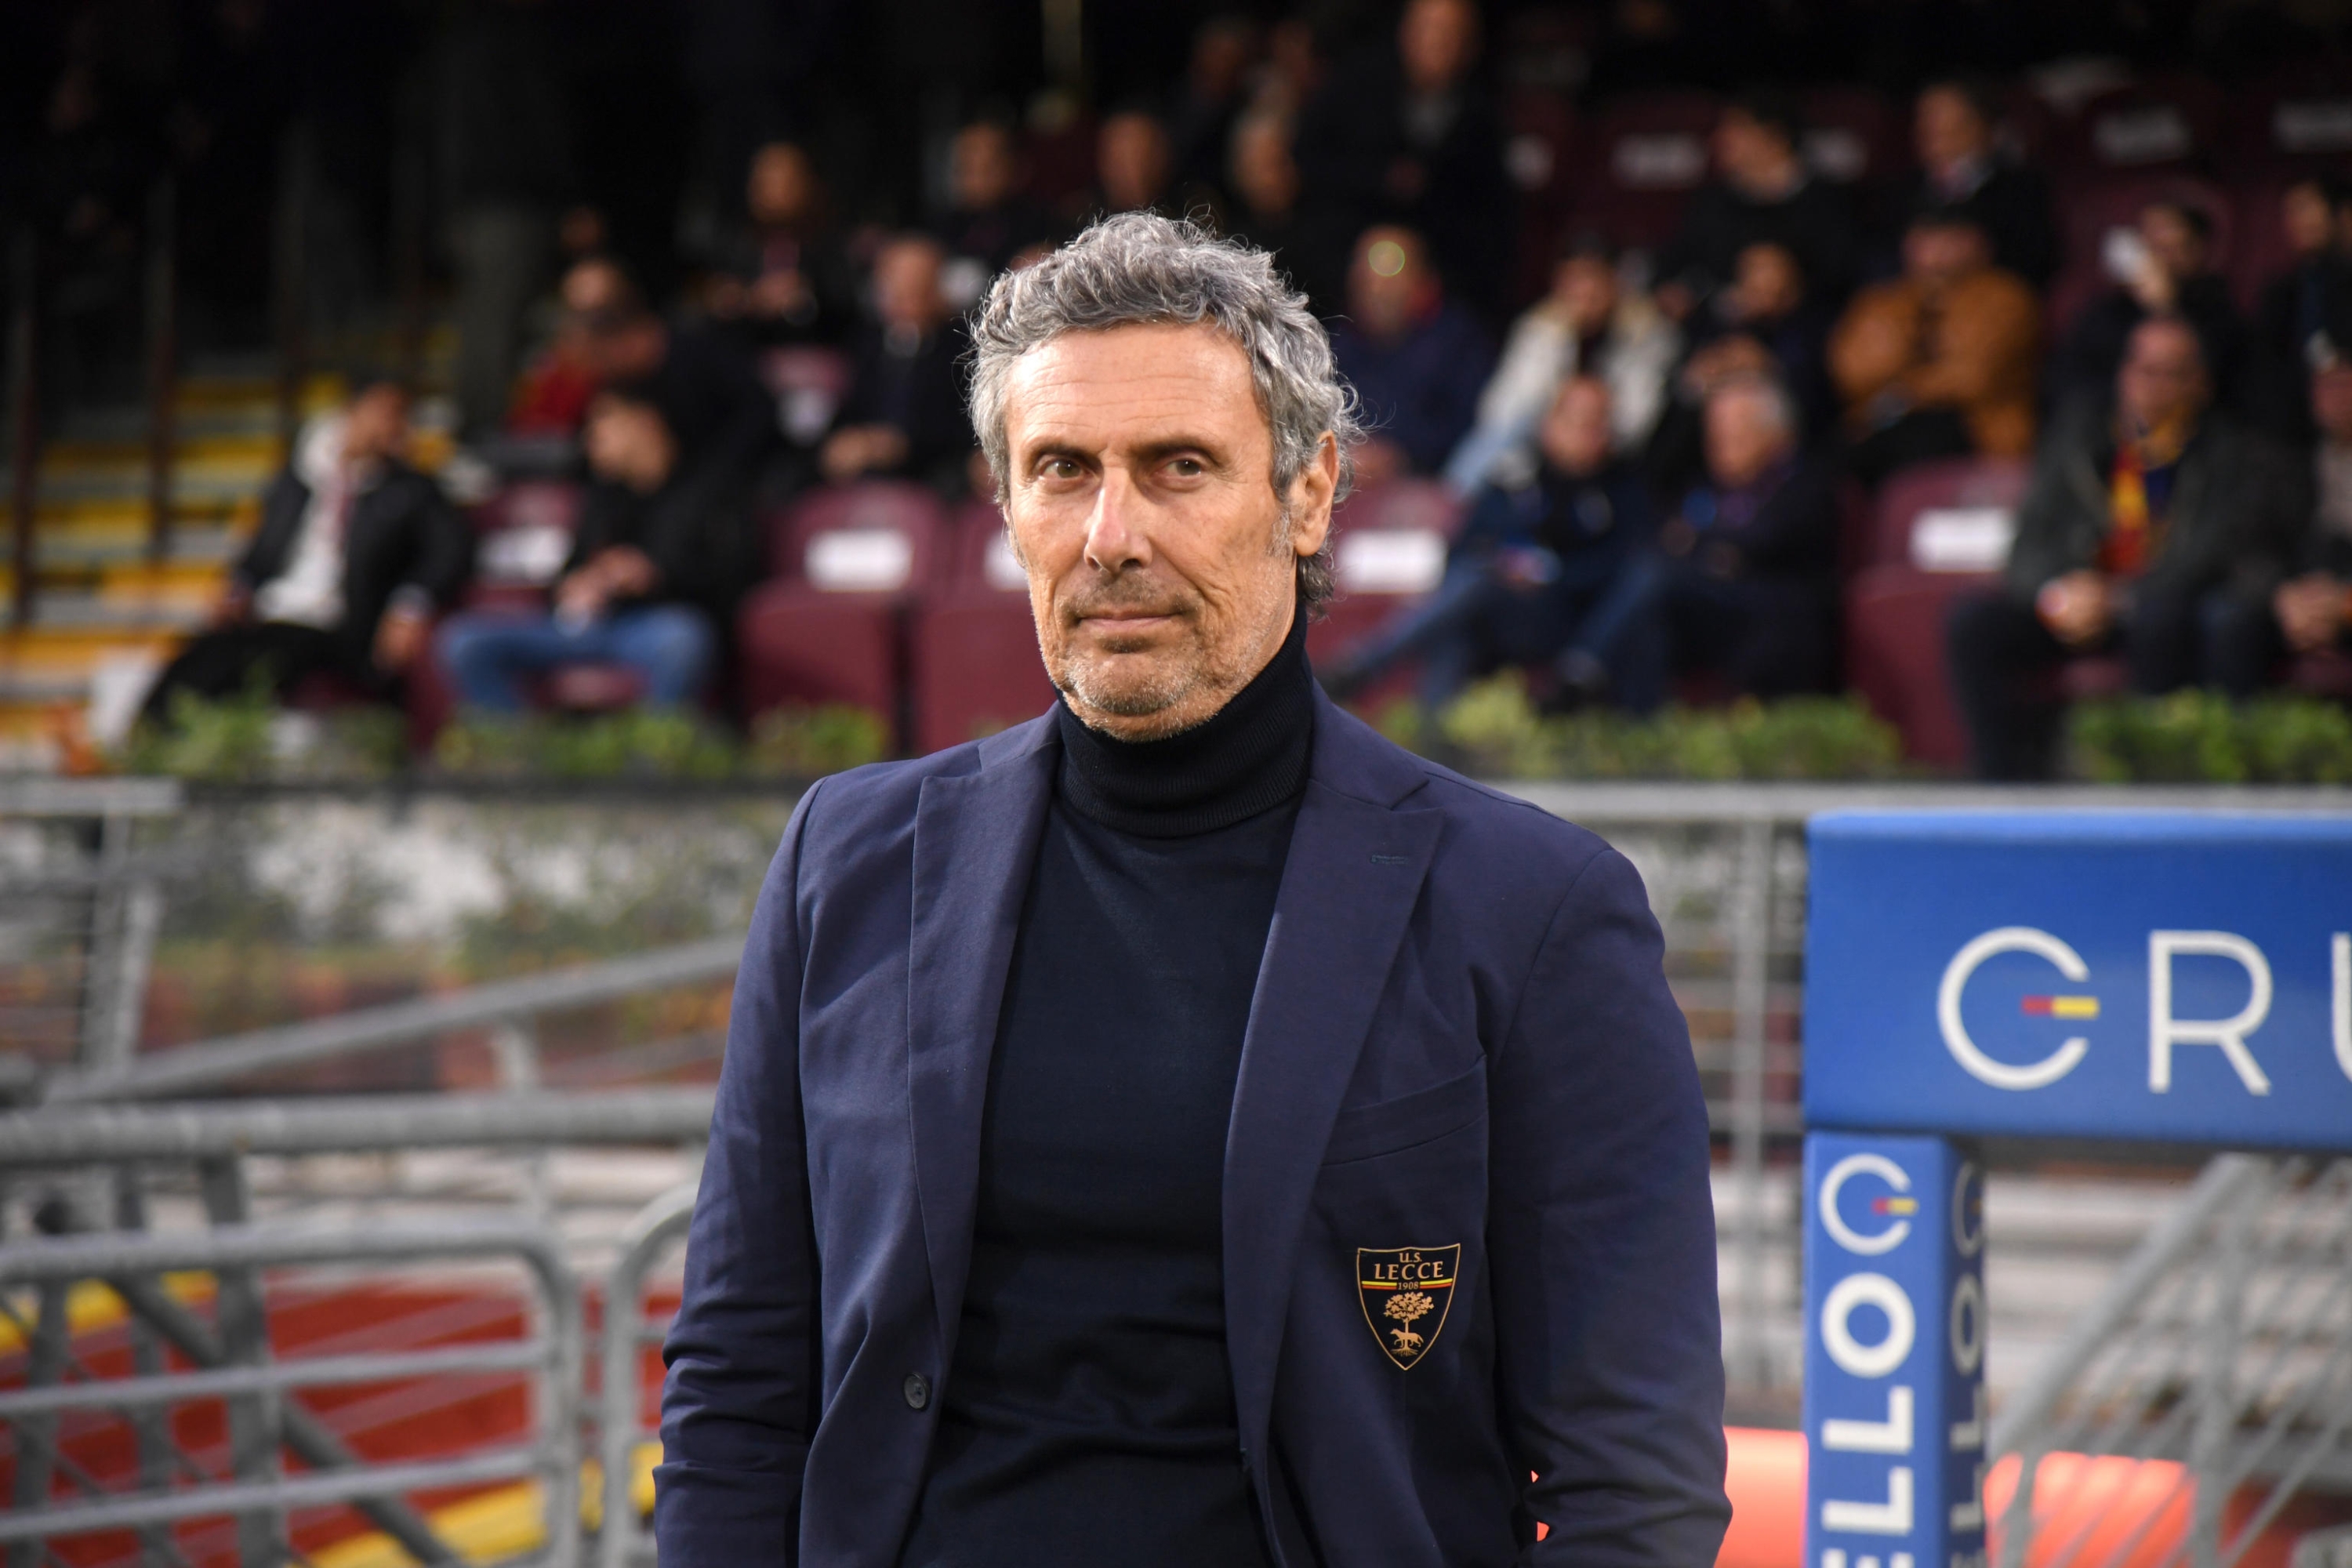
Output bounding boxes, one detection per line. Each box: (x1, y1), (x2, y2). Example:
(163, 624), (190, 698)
(42, 933), (746, 1103)
(0, 1088), (717, 1165)
(0, 1217), (583, 1564)
(601, 1182), (699, 1568)
(1501, 781), (2352, 823)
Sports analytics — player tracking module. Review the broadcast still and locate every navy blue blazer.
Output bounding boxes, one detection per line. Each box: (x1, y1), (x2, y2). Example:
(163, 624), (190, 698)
(657, 691), (1729, 1566)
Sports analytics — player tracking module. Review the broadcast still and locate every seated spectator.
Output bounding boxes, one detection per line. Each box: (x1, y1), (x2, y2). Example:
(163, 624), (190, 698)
(1646, 241), (1832, 497)
(437, 392), (748, 712)
(1947, 318), (2292, 781)
(1295, 0), (1511, 320)
(1656, 89), (1857, 321)
(1224, 108), (1345, 316)
(2247, 176), (2352, 445)
(1167, 15), (1261, 198)
(141, 379), (469, 726)
(2056, 199), (2244, 412)
(1901, 78), (2057, 288)
(1830, 205), (2040, 486)
(933, 120), (1057, 310)
(1328, 225), (1495, 482)
(579, 270), (778, 485)
(1323, 376), (1661, 711)
(2264, 359), (2352, 664)
(1446, 235), (1680, 495)
(1093, 109), (1179, 220)
(506, 254), (630, 439)
(820, 234), (975, 494)
(701, 140), (854, 347)
(1639, 373), (1839, 700)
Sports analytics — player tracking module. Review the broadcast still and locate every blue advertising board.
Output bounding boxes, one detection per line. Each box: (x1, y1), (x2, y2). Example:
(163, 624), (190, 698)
(1802, 1133), (1987, 1568)
(1806, 812), (2352, 1149)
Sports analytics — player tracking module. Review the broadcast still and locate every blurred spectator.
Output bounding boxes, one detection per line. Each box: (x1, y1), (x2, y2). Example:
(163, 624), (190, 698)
(577, 274), (777, 486)
(2246, 176), (2352, 445)
(933, 120), (1057, 309)
(1223, 109), (1343, 315)
(437, 392), (746, 711)
(1326, 376), (1661, 711)
(1094, 109), (1178, 219)
(1830, 205), (2040, 486)
(1446, 236), (1680, 495)
(438, 0), (590, 441)
(1646, 241), (1833, 496)
(1328, 225), (1496, 482)
(1296, 0), (1511, 321)
(2263, 361), (2352, 664)
(1948, 319), (2291, 780)
(1167, 15), (1261, 198)
(1640, 374), (1839, 699)
(506, 254), (630, 437)
(821, 234), (975, 493)
(1249, 16), (1325, 119)
(141, 379), (469, 726)
(1656, 89), (1857, 321)
(701, 141), (853, 347)
(2056, 199), (2245, 413)
(1900, 78), (2056, 288)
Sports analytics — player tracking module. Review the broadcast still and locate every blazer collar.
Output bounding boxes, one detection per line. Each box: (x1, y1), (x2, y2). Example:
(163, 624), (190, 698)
(1224, 691), (1441, 1465)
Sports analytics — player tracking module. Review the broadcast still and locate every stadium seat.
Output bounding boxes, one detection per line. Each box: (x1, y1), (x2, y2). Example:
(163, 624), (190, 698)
(1801, 85), (1905, 188)
(2226, 67), (2352, 173)
(2045, 173), (2234, 344)
(908, 500), (1057, 753)
(1572, 90), (1718, 252)
(736, 481), (952, 742)
(2053, 77), (2223, 176)
(1505, 86), (1581, 303)
(1844, 459), (2031, 769)
(1306, 478), (1465, 706)
(759, 346), (852, 448)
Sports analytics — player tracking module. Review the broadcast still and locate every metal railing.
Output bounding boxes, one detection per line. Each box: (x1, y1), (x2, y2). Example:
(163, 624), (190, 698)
(0, 1217), (581, 1567)
(1990, 1154), (2352, 1568)
(598, 1185), (695, 1568)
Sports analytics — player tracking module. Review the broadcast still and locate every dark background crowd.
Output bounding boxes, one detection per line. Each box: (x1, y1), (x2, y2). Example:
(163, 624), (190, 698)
(13, 0), (2352, 779)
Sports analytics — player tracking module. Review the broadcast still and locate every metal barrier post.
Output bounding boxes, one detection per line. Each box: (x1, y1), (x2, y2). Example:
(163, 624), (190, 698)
(601, 1185), (697, 1568)
(5, 1279), (72, 1568)
(1729, 818), (1774, 1395)
(198, 1156), (284, 1568)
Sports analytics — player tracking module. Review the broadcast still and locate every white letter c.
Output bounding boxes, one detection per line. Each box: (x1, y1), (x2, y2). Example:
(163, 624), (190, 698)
(1938, 927), (2092, 1091)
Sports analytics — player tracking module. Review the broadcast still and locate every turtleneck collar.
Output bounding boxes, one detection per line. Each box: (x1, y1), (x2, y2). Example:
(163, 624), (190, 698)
(1054, 605), (1315, 838)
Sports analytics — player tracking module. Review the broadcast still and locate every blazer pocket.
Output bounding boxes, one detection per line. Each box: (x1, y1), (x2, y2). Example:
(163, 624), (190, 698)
(1320, 1059), (1488, 1167)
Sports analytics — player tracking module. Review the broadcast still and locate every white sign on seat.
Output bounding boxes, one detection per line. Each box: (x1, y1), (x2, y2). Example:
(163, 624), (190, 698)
(806, 528), (914, 592)
(1610, 133), (1706, 189)
(1910, 507), (2016, 574)
(1337, 529), (1447, 595)
(479, 524), (573, 586)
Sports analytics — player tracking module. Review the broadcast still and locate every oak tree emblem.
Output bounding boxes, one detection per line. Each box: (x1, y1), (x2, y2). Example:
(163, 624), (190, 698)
(1356, 1245), (1461, 1370)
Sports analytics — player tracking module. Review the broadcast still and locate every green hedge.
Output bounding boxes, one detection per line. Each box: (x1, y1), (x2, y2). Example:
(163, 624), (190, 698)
(2067, 691), (2352, 784)
(1378, 675), (1907, 781)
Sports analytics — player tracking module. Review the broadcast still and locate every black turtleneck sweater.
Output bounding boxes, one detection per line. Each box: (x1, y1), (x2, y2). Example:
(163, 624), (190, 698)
(900, 614), (1313, 1568)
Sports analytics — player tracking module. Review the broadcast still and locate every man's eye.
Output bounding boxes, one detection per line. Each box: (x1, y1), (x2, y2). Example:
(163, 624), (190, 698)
(1169, 458), (1203, 477)
(1042, 459), (1080, 480)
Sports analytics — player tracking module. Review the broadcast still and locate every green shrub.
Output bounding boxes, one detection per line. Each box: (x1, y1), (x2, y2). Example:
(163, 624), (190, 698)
(746, 704), (891, 778)
(1393, 674), (1907, 781)
(2068, 692), (2352, 783)
(434, 710), (746, 782)
(117, 685), (404, 783)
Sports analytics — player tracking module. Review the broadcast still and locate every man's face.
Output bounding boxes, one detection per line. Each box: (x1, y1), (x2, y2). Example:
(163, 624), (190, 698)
(747, 143), (814, 227)
(585, 400), (677, 491)
(1915, 87), (1987, 173)
(1552, 256), (1617, 331)
(2140, 205), (2207, 281)
(1704, 385), (1790, 488)
(1231, 117), (1298, 215)
(1098, 114), (1171, 212)
(1398, 0), (1475, 94)
(952, 125), (1017, 211)
(1348, 227), (1432, 340)
(1729, 241), (1802, 320)
(1713, 110), (1792, 191)
(1538, 379), (1612, 475)
(2284, 182), (2335, 259)
(873, 239), (946, 332)
(2313, 365), (2352, 440)
(1904, 220), (1987, 284)
(2117, 321), (2208, 430)
(1000, 323), (1337, 739)
(342, 386), (410, 463)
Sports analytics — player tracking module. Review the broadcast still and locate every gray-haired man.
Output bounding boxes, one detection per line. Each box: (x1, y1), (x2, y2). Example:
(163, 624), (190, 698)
(656, 213), (1728, 1566)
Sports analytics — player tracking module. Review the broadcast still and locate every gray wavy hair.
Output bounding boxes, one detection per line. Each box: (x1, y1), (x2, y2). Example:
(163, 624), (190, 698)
(966, 212), (1362, 609)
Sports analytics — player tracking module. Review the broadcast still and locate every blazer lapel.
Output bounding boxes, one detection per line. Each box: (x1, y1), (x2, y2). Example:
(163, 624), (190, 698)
(907, 719), (1057, 1353)
(1223, 697), (1442, 1461)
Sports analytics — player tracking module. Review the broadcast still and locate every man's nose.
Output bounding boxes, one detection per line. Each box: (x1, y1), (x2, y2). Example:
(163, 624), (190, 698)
(1083, 467), (1154, 575)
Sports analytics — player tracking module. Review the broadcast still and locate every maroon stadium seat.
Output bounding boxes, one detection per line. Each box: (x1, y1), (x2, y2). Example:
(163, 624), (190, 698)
(2226, 67), (2352, 173)
(1801, 85), (1906, 188)
(759, 346), (852, 448)
(2045, 173), (2234, 346)
(1505, 87), (1582, 303)
(736, 481), (951, 742)
(908, 501), (1058, 753)
(1306, 479), (1465, 707)
(407, 480), (593, 746)
(1571, 90), (1718, 251)
(2052, 77), (2223, 176)
(1845, 459), (2031, 769)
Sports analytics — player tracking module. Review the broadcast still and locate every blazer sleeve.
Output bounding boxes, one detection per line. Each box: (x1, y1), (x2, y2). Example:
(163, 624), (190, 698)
(397, 477), (475, 612)
(1486, 846), (1730, 1568)
(656, 784), (826, 1564)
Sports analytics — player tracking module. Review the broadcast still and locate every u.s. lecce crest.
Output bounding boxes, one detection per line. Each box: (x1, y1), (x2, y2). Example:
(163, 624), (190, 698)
(1356, 1243), (1461, 1370)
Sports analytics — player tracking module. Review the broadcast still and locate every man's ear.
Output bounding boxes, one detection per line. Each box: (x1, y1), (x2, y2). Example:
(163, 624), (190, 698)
(1287, 432), (1341, 558)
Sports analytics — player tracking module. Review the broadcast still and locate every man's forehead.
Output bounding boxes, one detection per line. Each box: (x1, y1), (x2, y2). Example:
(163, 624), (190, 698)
(1004, 323), (1264, 449)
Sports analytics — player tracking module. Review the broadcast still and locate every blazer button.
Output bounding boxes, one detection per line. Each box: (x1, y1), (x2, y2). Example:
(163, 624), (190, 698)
(903, 1373), (931, 1410)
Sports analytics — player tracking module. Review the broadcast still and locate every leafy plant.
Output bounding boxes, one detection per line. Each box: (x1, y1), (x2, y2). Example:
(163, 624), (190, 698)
(434, 710), (744, 782)
(116, 681), (404, 783)
(2068, 692), (2352, 784)
(746, 704), (891, 779)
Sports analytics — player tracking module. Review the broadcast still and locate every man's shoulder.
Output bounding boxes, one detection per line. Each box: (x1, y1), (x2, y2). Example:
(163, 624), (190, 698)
(791, 712), (1054, 858)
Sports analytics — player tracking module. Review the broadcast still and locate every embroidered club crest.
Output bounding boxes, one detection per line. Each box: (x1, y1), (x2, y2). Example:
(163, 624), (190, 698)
(1356, 1244), (1461, 1370)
